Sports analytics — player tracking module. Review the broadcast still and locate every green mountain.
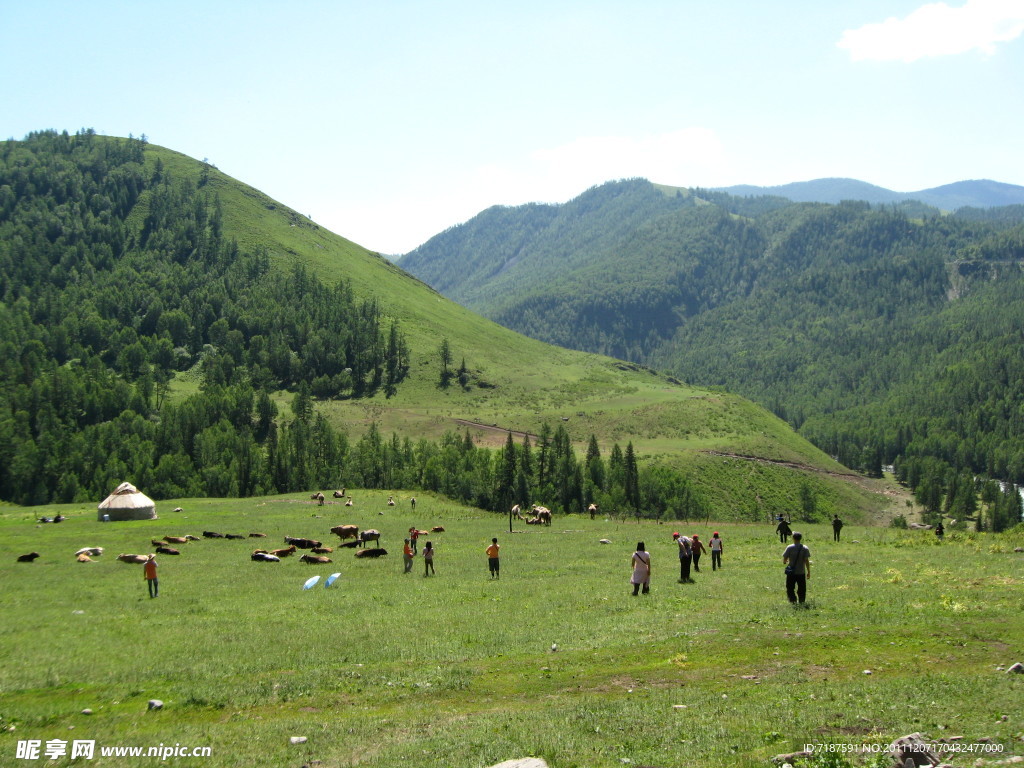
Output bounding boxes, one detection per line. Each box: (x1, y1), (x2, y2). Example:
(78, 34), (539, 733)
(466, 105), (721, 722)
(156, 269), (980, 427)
(0, 130), (900, 523)
(398, 178), (1024, 507)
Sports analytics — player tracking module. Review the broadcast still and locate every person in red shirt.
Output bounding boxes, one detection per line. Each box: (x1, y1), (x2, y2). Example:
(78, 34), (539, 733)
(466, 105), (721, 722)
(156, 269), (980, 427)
(144, 554), (159, 598)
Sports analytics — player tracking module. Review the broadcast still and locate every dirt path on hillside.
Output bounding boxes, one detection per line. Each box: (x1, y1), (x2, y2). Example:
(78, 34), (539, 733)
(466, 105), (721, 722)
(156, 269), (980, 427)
(453, 419), (539, 442)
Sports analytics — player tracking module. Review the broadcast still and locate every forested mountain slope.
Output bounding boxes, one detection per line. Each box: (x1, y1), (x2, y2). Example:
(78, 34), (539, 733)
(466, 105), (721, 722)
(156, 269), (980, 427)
(0, 130), (896, 525)
(399, 179), (1024, 506)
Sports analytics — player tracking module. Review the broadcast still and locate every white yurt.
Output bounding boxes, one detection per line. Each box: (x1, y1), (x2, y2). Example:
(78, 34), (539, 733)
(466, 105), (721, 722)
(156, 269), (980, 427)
(97, 482), (157, 521)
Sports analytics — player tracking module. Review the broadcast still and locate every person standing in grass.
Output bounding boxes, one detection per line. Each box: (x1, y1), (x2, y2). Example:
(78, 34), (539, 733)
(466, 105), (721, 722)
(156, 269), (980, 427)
(144, 553), (159, 598)
(783, 531), (810, 604)
(403, 538), (414, 573)
(423, 541), (435, 576)
(832, 515), (844, 542)
(776, 517), (792, 543)
(690, 534), (707, 572)
(631, 542), (651, 595)
(486, 537), (500, 579)
(673, 532), (693, 582)
(710, 531), (724, 571)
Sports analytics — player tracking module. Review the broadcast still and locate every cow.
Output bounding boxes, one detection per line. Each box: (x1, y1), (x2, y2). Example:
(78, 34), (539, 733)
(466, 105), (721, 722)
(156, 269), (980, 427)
(430, 526), (445, 533)
(270, 545), (297, 558)
(311, 546), (333, 554)
(333, 488), (347, 498)
(76, 553), (93, 562)
(202, 531), (224, 538)
(311, 492), (325, 506)
(248, 532), (267, 538)
(75, 547), (103, 557)
(163, 536), (188, 544)
(17, 552), (41, 562)
(300, 554), (332, 564)
(358, 529), (381, 548)
(387, 496), (396, 506)
(225, 533), (246, 540)
(155, 546), (180, 555)
(533, 506), (552, 526)
(251, 552), (280, 562)
(173, 507), (183, 513)
(151, 539), (166, 547)
(285, 536), (322, 549)
(184, 535), (201, 541)
(344, 497), (354, 507)
(336, 540), (361, 549)
(331, 524), (359, 541)
(117, 553), (149, 564)
(355, 547), (388, 558)
(588, 503), (598, 519)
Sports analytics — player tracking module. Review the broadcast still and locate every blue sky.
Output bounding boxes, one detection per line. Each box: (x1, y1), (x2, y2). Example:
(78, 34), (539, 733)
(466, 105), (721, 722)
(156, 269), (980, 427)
(3, 0), (1023, 253)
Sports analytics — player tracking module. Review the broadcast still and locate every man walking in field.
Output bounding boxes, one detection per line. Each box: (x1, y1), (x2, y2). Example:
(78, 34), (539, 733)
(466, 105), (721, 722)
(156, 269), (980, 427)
(782, 531), (810, 604)
(486, 537), (500, 579)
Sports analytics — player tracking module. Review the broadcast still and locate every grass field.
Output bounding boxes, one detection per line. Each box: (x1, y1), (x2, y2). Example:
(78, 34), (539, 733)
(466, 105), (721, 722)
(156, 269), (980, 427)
(1, 494), (1022, 768)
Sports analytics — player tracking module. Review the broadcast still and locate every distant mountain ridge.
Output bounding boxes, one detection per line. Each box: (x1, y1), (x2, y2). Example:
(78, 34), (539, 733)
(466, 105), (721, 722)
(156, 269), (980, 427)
(713, 177), (1024, 209)
(398, 177), (1024, 491)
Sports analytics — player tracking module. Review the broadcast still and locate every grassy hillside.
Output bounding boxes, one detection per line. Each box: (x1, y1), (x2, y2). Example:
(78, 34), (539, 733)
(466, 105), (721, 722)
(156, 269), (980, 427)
(1, 497), (1021, 767)
(147, 146), (894, 521)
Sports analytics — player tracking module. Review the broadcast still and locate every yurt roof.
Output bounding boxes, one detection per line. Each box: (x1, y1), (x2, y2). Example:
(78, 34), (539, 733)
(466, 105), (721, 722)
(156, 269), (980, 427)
(98, 482), (155, 510)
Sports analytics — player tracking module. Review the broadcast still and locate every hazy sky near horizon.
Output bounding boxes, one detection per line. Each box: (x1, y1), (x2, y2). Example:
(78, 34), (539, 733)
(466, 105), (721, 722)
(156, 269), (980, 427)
(4, 0), (1024, 254)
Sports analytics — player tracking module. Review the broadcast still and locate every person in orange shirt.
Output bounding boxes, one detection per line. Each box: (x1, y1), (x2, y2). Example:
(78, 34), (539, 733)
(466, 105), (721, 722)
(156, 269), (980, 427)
(403, 538), (414, 573)
(486, 537), (500, 579)
(144, 554), (159, 598)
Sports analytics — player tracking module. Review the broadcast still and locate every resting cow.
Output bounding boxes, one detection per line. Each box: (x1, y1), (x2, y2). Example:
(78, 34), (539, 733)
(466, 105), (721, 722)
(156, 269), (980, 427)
(300, 554), (332, 564)
(355, 547), (388, 559)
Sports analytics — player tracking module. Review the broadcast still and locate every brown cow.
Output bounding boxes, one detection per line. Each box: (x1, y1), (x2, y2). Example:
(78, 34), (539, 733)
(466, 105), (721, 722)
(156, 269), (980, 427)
(430, 526), (445, 533)
(75, 547), (103, 557)
(151, 539), (167, 547)
(248, 532), (267, 538)
(300, 554), (332, 564)
(311, 546), (333, 554)
(270, 545), (296, 558)
(117, 553), (149, 564)
(76, 553), (93, 562)
(155, 546), (180, 555)
(311, 492), (325, 506)
(331, 524), (359, 541)
(163, 536), (188, 544)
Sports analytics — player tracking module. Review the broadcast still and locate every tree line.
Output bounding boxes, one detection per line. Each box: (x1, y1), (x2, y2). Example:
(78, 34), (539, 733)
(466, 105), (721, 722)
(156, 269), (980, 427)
(0, 130), (410, 504)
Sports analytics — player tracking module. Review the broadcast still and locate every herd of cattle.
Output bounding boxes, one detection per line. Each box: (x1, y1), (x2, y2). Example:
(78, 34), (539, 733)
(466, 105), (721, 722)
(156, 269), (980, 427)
(14, 494), (560, 567)
(14, 502), (451, 568)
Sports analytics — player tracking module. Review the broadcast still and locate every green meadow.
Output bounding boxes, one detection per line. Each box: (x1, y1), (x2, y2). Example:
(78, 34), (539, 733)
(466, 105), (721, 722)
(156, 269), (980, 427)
(1, 494), (1022, 767)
